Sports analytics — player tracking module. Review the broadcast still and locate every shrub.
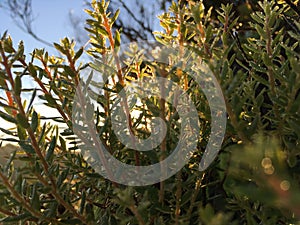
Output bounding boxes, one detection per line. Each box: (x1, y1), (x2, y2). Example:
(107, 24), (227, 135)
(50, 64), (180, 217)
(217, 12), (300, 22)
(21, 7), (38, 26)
(0, 0), (299, 224)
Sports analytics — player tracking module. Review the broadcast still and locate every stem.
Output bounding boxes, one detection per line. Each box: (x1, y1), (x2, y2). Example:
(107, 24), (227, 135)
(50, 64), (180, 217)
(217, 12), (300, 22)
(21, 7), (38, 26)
(0, 48), (87, 223)
(103, 17), (123, 85)
(4, 88), (17, 116)
(0, 50), (49, 170)
(224, 13), (229, 34)
(171, 7), (187, 215)
(75, 80), (116, 185)
(187, 173), (205, 219)
(217, 13), (250, 144)
(41, 58), (72, 118)
(129, 205), (146, 225)
(224, 96), (250, 143)
(0, 207), (16, 216)
(159, 67), (167, 204)
(17, 57), (71, 122)
(0, 171), (44, 219)
(103, 13), (140, 166)
(175, 171), (182, 225)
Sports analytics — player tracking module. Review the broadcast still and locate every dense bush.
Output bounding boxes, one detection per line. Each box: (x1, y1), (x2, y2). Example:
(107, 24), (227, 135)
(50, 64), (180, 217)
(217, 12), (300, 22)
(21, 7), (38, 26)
(0, 0), (299, 224)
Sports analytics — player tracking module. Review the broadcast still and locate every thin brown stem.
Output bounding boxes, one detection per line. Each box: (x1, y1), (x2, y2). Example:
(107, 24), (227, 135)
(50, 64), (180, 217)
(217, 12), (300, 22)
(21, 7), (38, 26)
(175, 171), (182, 225)
(0, 171), (44, 219)
(224, 96), (250, 143)
(0, 48), (87, 223)
(129, 205), (146, 225)
(17, 57), (71, 123)
(187, 173), (205, 219)
(40, 59), (72, 119)
(159, 67), (167, 204)
(0, 207), (17, 217)
(103, 13), (140, 166)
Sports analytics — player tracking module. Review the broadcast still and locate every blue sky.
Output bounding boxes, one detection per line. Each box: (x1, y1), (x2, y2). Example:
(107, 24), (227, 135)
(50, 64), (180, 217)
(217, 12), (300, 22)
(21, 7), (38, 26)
(0, 0), (163, 53)
(0, 0), (87, 54)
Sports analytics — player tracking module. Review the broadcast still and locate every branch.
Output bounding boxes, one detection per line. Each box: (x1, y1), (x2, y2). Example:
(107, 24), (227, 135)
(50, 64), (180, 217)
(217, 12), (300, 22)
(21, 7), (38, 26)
(4, 0), (52, 47)
(110, 0), (154, 41)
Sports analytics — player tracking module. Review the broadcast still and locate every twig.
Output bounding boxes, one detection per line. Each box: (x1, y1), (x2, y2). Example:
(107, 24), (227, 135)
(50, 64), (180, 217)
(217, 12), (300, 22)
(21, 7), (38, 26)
(129, 204), (146, 225)
(0, 171), (44, 219)
(6, 0), (52, 47)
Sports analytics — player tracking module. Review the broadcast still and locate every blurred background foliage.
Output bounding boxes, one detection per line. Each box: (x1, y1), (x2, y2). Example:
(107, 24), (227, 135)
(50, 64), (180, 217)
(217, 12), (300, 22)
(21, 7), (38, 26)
(0, 0), (299, 224)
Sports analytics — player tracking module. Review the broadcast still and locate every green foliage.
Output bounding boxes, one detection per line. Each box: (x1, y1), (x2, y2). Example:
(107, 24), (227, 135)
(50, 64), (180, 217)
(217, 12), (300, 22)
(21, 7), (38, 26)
(0, 0), (299, 224)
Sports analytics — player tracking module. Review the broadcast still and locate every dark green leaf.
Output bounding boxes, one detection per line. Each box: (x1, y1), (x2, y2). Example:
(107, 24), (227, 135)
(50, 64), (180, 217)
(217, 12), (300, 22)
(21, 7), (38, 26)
(74, 47), (84, 61)
(31, 184), (40, 211)
(0, 213), (32, 222)
(44, 93), (57, 106)
(60, 219), (82, 224)
(27, 89), (37, 112)
(145, 99), (160, 117)
(14, 75), (22, 96)
(59, 136), (66, 151)
(31, 111), (38, 132)
(17, 124), (27, 140)
(16, 113), (30, 129)
(19, 141), (35, 154)
(80, 191), (86, 214)
(28, 63), (37, 77)
(46, 135), (56, 161)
